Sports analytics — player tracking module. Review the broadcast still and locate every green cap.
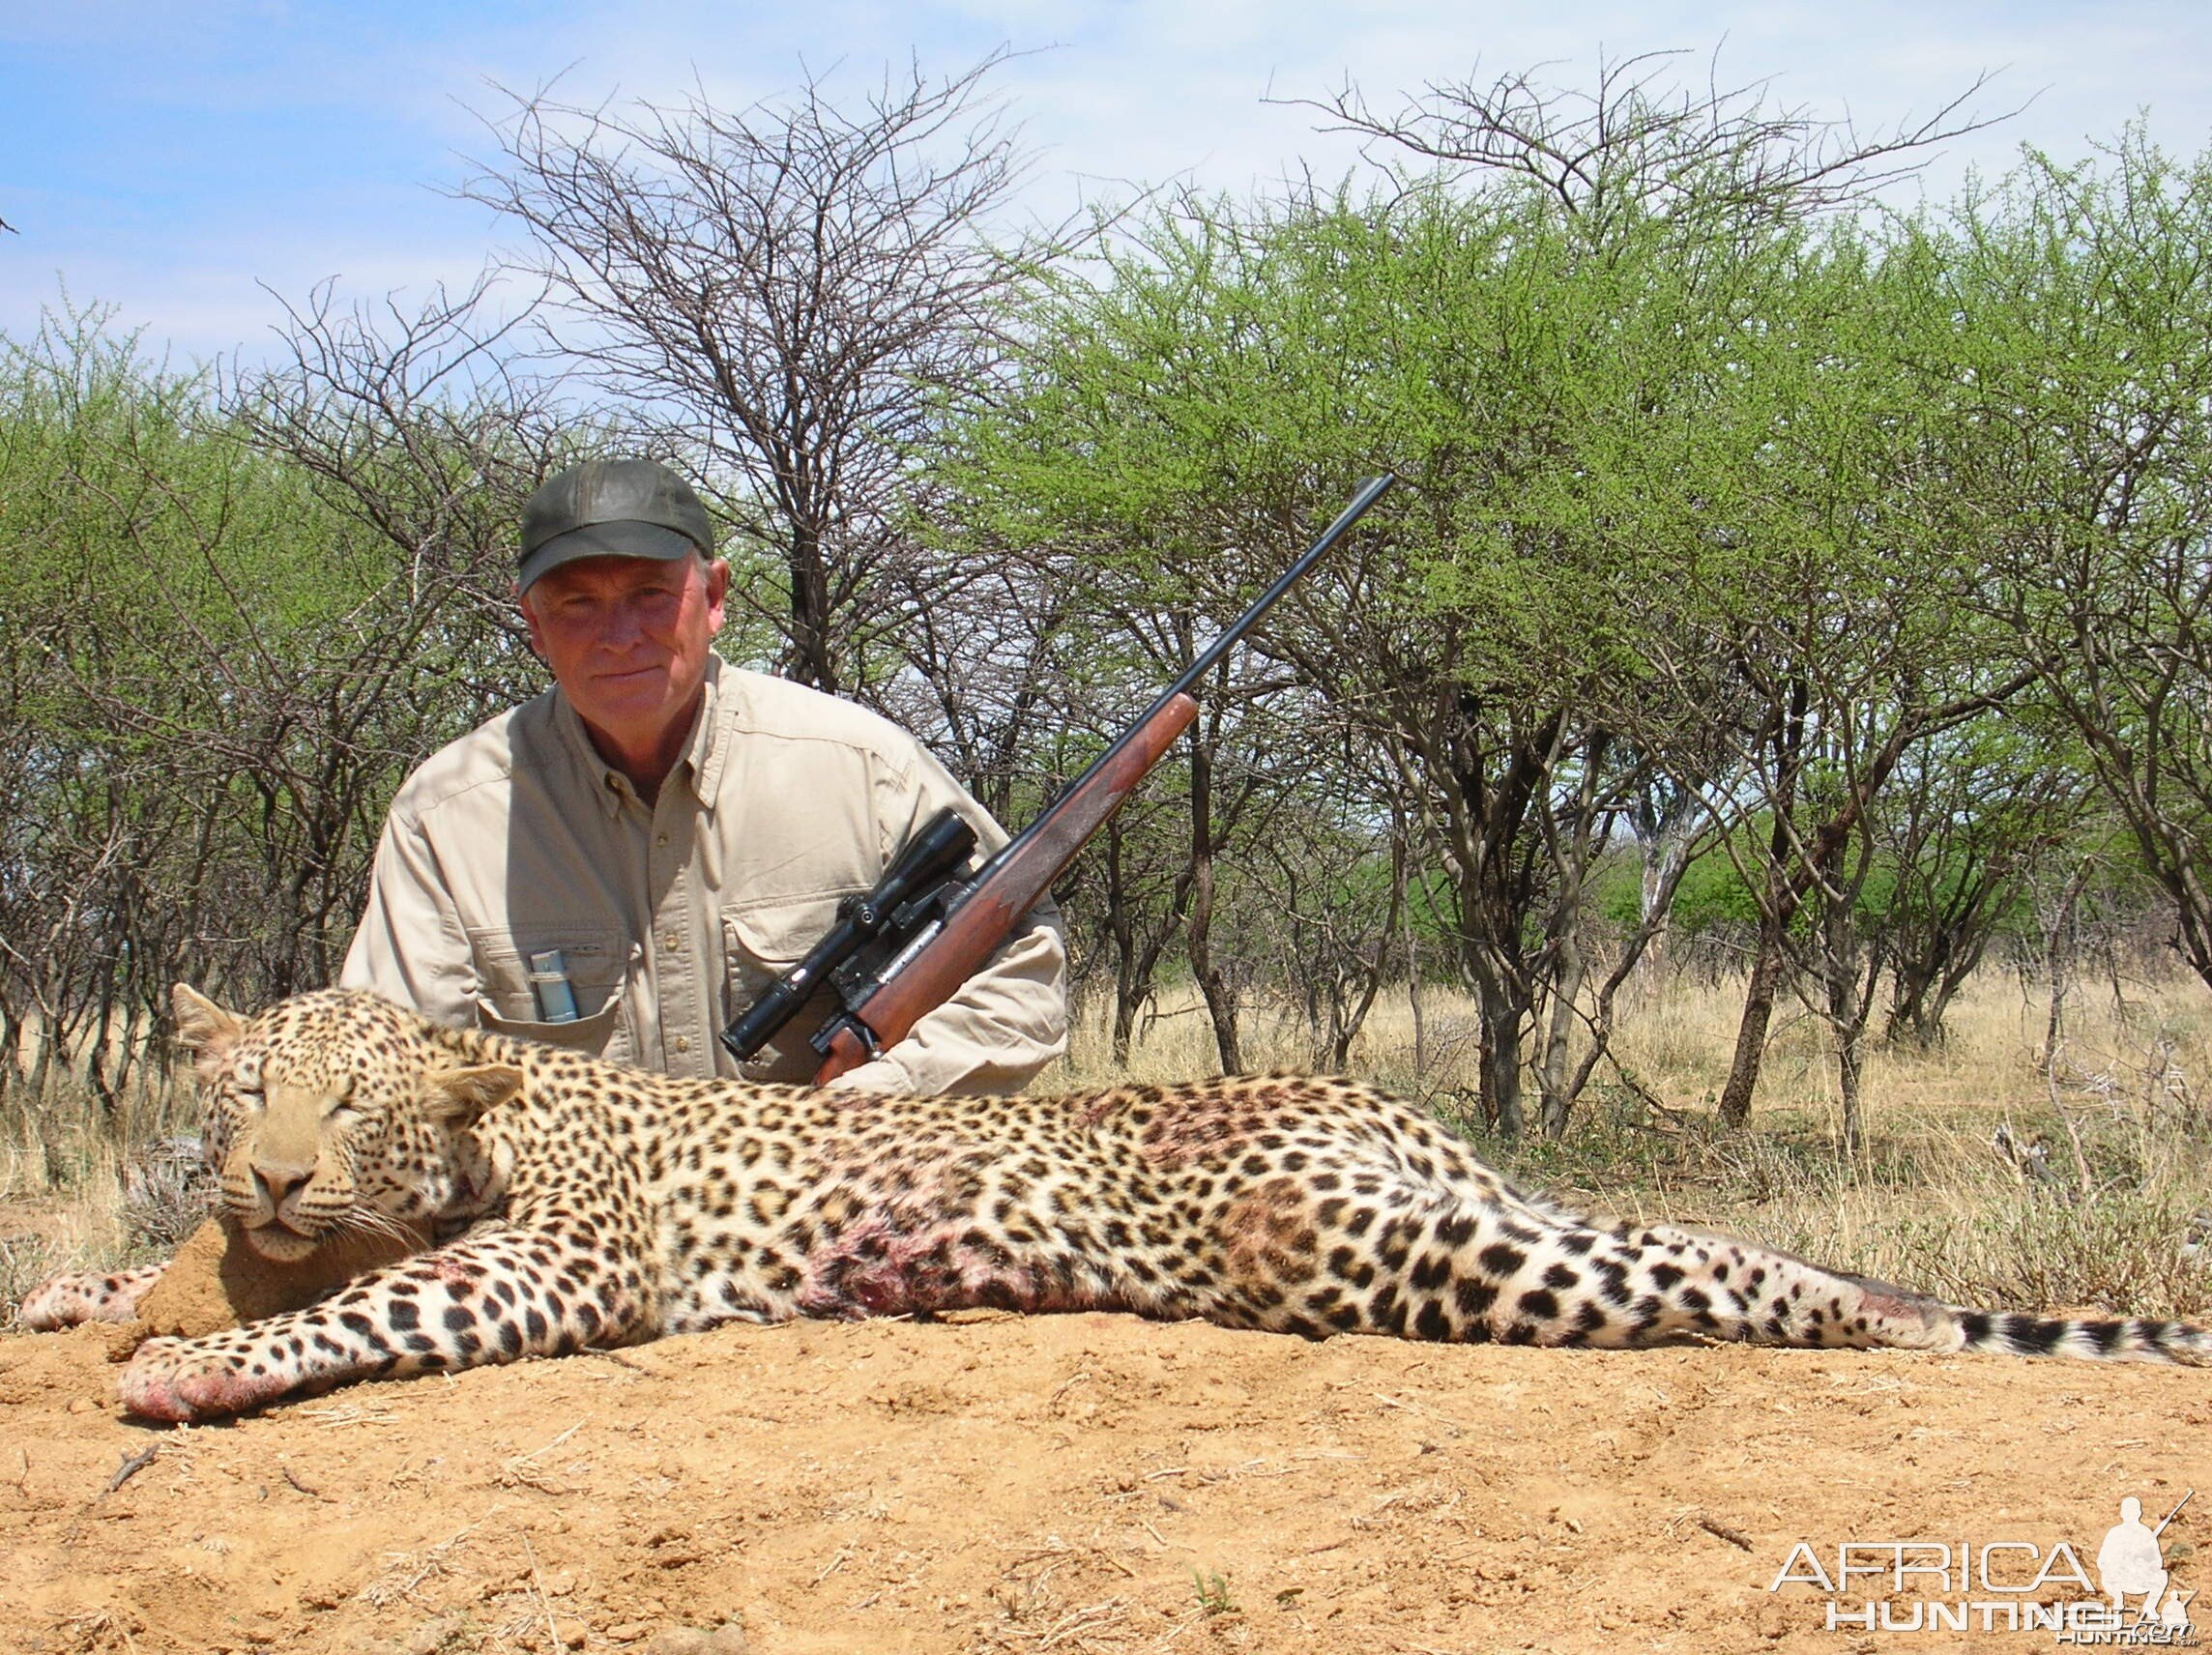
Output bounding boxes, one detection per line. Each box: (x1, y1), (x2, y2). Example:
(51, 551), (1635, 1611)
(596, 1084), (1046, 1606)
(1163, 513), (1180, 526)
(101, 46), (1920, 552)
(519, 458), (713, 592)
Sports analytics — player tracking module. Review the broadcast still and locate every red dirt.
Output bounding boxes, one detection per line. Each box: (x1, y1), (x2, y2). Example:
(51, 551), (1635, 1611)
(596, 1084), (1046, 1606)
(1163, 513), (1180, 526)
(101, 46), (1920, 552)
(3, 1306), (2207, 1654)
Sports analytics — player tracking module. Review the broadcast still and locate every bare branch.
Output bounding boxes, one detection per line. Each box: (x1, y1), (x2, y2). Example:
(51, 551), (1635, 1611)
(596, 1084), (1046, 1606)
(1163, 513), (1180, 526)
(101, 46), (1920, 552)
(1275, 46), (2024, 232)
(455, 51), (1071, 694)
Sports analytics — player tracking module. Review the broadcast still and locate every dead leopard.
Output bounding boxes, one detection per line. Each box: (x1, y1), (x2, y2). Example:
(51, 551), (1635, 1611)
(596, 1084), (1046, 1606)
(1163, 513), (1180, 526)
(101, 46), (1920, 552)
(18, 985), (2208, 1423)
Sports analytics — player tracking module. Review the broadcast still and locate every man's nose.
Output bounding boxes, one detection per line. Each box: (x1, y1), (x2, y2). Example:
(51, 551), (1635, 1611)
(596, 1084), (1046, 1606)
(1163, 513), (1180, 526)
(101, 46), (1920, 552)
(598, 600), (651, 649)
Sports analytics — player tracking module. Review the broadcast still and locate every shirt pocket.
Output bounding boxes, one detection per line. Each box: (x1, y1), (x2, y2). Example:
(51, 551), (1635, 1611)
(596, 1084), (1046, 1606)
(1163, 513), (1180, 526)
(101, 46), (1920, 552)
(719, 890), (862, 1084)
(468, 927), (635, 1063)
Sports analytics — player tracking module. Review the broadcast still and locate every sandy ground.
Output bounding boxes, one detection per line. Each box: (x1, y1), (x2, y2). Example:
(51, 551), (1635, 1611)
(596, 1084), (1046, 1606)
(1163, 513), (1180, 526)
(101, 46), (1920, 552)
(2, 1304), (2207, 1655)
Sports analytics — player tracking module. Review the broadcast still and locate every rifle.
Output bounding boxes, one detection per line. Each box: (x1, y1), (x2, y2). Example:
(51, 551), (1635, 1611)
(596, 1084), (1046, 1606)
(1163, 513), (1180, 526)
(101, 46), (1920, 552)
(721, 471), (1399, 1084)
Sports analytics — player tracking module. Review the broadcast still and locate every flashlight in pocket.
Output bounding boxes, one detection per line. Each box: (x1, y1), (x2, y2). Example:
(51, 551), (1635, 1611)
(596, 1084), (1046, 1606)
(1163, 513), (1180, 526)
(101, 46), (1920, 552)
(526, 948), (580, 1023)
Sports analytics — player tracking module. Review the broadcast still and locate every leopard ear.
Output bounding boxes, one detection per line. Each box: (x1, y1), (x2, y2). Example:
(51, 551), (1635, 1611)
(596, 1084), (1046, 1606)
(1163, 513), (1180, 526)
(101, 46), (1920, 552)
(172, 985), (243, 1080)
(424, 1064), (524, 1128)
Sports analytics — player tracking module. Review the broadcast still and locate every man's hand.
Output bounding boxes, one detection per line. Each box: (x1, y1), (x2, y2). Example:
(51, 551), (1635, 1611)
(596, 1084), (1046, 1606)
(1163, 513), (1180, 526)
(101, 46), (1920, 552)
(820, 1056), (911, 1096)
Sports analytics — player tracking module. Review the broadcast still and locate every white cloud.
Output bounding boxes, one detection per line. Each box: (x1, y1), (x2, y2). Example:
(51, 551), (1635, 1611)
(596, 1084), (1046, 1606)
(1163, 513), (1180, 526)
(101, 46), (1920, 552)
(6, 0), (2209, 360)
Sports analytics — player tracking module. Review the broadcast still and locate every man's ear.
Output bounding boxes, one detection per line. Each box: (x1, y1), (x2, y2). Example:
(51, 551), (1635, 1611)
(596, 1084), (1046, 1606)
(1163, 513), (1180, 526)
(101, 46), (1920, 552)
(172, 985), (243, 1081)
(424, 1064), (525, 1129)
(516, 580), (550, 665)
(703, 554), (730, 637)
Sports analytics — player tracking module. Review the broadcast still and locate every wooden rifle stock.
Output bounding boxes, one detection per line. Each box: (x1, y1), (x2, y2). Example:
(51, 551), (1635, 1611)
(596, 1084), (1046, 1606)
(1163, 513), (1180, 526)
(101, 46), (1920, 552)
(810, 471), (1398, 1085)
(813, 692), (1199, 1082)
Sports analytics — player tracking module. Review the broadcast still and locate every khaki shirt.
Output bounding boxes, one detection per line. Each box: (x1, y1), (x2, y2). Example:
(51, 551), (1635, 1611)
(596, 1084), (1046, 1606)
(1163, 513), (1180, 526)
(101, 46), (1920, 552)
(339, 654), (1067, 1094)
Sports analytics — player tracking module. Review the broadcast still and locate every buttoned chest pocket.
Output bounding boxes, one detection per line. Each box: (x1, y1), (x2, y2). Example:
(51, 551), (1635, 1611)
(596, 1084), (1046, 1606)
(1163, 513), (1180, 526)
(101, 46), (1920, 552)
(719, 891), (862, 1084)
(468, 927), (636, 1063)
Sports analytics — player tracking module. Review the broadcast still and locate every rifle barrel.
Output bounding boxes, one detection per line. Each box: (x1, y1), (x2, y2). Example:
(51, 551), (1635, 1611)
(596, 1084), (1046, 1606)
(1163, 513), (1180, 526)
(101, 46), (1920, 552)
(2155, 1490), (2195, 1534)
(988, 472), (1397, 875)
(1171, 472), (1398, 699)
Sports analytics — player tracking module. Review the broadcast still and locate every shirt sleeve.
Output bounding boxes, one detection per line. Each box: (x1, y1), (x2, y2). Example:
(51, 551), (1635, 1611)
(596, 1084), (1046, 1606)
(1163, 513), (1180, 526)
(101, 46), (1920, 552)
(826, 741), (1069, 1096)
(337, 801), (480, 1027)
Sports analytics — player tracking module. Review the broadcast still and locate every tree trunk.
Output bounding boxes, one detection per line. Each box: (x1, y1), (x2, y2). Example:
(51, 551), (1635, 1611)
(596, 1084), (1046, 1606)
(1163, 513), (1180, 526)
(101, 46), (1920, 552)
(1405, 897), (1427, 1080)
(1823, 894), (1868, 1156)
(1467, 954), (1528, 1139)
(1632, 800), (1700, 994)
(1184, 741), (1241, 1074)
(1834, 1009), (1866, 1156)
(2036, 861), (2091, 1070)
(1537, 928), (1587, 1139)
(785, 515), (838, 692)
(1717, 922), (1783, 1129)
(1187, 856), (1242, 1074)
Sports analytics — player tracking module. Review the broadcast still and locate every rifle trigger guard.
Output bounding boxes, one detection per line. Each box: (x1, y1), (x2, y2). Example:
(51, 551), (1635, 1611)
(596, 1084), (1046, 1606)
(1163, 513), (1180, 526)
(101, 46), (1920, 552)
(813, 1013), (881, 1062)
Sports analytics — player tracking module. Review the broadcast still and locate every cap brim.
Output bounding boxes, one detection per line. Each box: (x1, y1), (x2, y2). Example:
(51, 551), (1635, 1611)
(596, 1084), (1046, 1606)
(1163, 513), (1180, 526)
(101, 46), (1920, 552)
(518, 521), (700, 592)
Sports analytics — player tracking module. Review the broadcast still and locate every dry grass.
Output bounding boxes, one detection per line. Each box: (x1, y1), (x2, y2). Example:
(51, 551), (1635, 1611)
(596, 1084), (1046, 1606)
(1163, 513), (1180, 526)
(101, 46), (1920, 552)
(0, 1061), (209, 1311)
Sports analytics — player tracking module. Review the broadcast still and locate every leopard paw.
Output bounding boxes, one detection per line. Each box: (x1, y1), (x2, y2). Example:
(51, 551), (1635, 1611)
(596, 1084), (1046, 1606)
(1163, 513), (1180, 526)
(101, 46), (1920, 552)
(18, 1266), (163, 1330)
(118, 1336), (292, 1423)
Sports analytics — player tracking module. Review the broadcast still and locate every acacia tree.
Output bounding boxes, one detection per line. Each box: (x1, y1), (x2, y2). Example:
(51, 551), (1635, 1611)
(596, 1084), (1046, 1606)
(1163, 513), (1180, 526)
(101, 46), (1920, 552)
(1948, 135), (2212, 995)
(1652, 222), (2037, 1140)
(1293, 46), (2007, 238)
(189, 282), (565, 998)
(1301, 53), (2015, 1136)
(946, 176), (1739, 1133)
(1872, 724), (2088, 1046)
(462, 54), (1058, 698)
(0, 285), (565, 1122)
(1230, 713), (1417, 1071)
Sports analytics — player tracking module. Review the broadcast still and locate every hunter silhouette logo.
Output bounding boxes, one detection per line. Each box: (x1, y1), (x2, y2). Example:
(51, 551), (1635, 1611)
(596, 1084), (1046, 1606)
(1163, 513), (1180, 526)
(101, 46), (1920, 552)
(1767, 1487), (2197, 1641)
(2097, 1495), (2195, 1637)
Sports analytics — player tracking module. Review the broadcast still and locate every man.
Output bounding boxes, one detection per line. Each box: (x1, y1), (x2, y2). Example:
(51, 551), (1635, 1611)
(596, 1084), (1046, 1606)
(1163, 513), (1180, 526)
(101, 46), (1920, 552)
(340, 457), (1067, 1094)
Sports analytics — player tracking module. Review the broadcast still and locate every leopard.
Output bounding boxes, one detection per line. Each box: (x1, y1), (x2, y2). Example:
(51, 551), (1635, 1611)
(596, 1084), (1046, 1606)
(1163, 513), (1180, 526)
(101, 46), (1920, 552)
(18, 983), (2209, 1423)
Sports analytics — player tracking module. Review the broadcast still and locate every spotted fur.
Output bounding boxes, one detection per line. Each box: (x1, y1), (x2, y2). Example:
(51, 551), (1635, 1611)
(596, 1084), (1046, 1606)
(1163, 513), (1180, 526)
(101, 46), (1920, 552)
(19, 986), (2208, 1422)
(17, 1265), (163, 1329)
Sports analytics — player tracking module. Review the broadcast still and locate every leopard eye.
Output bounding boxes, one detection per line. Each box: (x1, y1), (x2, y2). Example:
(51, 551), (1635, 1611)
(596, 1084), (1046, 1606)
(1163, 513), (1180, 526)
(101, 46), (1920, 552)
(323, 1079), (369, 1125)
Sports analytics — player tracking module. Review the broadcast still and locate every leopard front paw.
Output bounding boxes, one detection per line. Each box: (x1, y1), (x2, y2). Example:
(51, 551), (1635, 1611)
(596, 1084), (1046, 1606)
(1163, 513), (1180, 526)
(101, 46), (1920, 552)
(118, 1335), (291, 1423)
(19, 1266), (160, 1330)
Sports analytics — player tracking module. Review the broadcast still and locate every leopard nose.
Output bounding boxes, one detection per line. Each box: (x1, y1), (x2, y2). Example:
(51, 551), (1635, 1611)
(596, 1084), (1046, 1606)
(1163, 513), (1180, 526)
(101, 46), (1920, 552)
(251, 1161), (314, 1210)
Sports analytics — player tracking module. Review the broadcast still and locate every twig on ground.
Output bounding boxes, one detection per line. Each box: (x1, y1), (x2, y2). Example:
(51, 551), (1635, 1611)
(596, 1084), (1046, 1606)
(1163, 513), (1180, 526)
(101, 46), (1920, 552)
(103, 1445), (157, 1494)
(1699, 1515), (1754, 1551)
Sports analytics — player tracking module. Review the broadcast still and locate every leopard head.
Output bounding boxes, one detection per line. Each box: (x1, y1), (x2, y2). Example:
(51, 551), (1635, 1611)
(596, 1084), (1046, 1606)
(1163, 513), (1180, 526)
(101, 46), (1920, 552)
(171, 985), (522, 1263)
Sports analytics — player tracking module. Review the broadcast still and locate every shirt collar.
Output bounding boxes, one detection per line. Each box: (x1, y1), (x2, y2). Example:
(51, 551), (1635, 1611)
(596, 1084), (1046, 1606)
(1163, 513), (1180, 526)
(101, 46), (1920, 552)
(684, 653), (728, 813)
(548, 655), (726, 817)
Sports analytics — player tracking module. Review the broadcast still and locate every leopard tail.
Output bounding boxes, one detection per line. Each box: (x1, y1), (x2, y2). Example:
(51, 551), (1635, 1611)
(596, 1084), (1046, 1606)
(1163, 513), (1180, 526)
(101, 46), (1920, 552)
(1949, 1308), (2212, 1364)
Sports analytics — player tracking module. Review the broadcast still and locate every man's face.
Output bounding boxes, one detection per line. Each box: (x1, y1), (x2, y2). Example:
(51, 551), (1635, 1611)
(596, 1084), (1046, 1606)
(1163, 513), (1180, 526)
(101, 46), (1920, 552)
(519, 552), (731, 759)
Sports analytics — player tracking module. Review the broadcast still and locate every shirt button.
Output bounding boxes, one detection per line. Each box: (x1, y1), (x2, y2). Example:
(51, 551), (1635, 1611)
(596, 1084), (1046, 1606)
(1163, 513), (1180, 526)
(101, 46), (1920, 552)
(662, 931), (681, 950)
(676, 1035), (691, 1053)
(655, 832), (669, 847)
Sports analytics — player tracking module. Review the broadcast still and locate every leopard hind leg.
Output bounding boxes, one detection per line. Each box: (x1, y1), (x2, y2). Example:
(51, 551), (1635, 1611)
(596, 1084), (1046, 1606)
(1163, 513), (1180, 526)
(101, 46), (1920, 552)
(1494, 1214), (2212, 1362)
(1216, 1153), (1965, 1354)
(1286, 1180), (2212, 1363)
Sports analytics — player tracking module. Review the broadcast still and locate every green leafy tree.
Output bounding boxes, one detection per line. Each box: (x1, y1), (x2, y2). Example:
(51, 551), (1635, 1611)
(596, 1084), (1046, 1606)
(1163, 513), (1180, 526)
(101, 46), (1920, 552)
(1947, 133), (2212, 997)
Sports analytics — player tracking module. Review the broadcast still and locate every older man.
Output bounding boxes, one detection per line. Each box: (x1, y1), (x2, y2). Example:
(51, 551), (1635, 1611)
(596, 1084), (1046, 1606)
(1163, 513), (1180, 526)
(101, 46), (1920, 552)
(340, 457), (1067, 1094)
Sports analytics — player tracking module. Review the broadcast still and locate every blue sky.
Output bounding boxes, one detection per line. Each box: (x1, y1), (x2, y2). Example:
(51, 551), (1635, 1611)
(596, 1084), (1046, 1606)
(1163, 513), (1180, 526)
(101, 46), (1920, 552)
(5, 1), (2210, 363)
